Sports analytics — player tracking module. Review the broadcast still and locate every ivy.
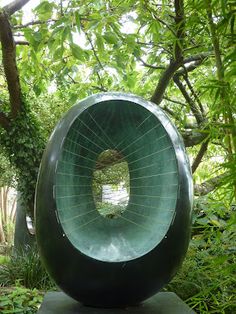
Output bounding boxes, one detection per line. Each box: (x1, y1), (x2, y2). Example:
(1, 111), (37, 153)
(0, 100), (46, 215)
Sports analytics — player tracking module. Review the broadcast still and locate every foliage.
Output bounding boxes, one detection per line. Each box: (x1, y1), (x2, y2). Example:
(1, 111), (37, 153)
(0, 246), (55, 290)
(0, 255), (10, 265)
(0, 153), (16, 188)
(0, 284), (43, 314)
(0, 101), (45, 214)
(166, 196), (236, 313)
(0, 1), (235, 311)
(93, 157), (129, 201)
(96, 202), (126, 219)
(24, 91), (73, 139)
(0, 0), (235, 218)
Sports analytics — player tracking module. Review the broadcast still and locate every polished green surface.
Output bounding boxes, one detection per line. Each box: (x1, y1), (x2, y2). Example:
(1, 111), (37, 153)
(55, 100), (178, 262)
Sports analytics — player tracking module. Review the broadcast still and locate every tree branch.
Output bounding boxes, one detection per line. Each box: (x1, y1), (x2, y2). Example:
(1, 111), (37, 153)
(15, 40), (29, 45)
(145, 2), (176, 35)
(151, 0), (185, 105)
(137, 57), (165, 70)
(172, 57), (207, 131)
(194, 172), (228, 196)
(13, 19), (57, 29)
(161, 105), (182, 122)
(151, 60), (182, 105)
(191, 139), (209, 173)
(3, 0), (30, 16)
(136, 40), (172, 54)
(176, 59), (204, 75)
(0, 12), (22, 118)
(92, 85), (107, 92)
(183, 52), (212, 64)
(152, 14), (176, 36)
(183, 74), (205, 114)
(85, 32), (104, 70)
(173, 75), (203, 124)
(163, 95), (186, 106)
(84, 31), (107, 92)
(182, 130), (208, 147)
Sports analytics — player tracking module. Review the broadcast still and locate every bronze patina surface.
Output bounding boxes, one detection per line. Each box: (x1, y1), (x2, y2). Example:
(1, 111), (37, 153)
(35, 93), (193, 307)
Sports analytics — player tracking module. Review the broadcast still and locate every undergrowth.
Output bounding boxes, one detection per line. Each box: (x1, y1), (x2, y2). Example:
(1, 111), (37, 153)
(0, 197), (235, 313)
(0, 246), (55, 290)
(166, 197), (236, 313)
(0, 283), (43, 314)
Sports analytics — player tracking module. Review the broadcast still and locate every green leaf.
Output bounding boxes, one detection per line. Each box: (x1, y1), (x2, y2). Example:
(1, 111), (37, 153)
(33, 84), (42, 96)
(70, 43), (85, 61)
(34, 1), (54, 20)
(103, 32), (118, 45)
(125, 34), (136, 46)
(69, 93), (78, 104)
(133, 46), (141, 58)
(149, 21), (161, 42)
(96, 34), (104, 53)
(33, 31), (42, 42)
(23, 29), (39, 50)
(0, 300), (11, 306)
(30, 50), (39, 64)
(74, 12), (81, 32)
(115, 54), (125, 70)
(61, 26), (71, 43)
(221, 0), (226, 16)
(51, 26), (64, 38)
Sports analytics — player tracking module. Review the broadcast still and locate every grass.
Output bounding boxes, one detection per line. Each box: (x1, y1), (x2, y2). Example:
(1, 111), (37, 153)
(0, 255), (10, 265)
(166, 242), (236, 313)
(0, 246), (55, 290)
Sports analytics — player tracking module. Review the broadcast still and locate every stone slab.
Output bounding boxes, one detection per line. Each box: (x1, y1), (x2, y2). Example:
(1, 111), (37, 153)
(38, 291), (195, 314)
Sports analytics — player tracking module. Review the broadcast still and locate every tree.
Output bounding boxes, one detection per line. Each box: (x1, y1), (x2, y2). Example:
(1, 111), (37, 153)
(0, 152), (16, 244)
(0, 0), (235, 219)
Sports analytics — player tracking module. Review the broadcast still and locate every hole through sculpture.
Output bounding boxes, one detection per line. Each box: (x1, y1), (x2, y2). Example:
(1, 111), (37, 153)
(92, 149), (130, 219)
(35, 93), (193, 308)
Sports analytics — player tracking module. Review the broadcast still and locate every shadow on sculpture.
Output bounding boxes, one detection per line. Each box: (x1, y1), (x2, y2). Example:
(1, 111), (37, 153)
(35, 93), (193, 308)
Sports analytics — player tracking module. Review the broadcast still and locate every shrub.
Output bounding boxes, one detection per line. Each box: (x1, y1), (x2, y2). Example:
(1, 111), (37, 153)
(0, 246), (55, 290)
(166, 198), (236, 313)
(0, 284), (43, 314)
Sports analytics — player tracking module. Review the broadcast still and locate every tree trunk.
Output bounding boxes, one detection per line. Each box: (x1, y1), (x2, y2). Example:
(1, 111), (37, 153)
(0, 214), (6, 244)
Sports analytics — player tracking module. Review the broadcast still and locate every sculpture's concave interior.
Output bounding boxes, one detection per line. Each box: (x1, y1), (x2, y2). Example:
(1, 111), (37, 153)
(55, 100), (178, 262)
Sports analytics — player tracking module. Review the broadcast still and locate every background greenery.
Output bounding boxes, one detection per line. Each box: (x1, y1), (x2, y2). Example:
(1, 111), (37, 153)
(0, 0), (235, 313)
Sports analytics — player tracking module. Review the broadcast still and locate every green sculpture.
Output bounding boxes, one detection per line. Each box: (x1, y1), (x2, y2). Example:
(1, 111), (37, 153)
(35, 93), (193, 307)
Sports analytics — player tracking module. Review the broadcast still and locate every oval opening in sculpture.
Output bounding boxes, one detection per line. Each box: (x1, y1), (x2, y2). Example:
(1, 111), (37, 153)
(92, 149), (130, 219)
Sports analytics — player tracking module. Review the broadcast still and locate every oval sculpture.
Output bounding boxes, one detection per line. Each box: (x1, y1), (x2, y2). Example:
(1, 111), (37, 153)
(35, 93), (193, 307)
